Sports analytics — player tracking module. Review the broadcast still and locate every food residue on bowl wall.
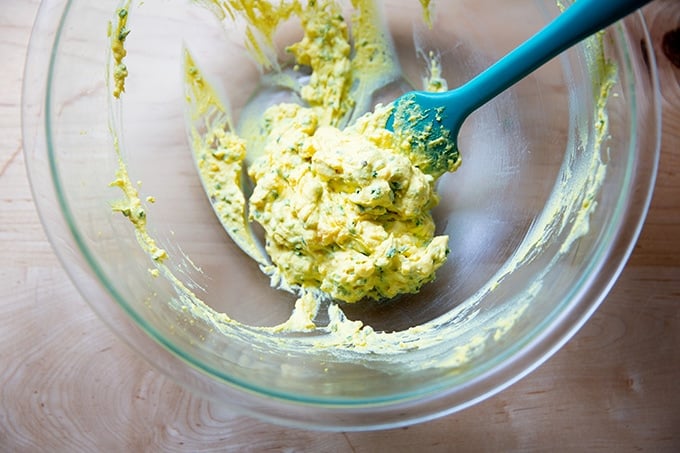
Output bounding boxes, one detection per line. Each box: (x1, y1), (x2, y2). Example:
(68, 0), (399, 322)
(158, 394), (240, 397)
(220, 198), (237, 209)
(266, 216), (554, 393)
(108, 1), (131, 98)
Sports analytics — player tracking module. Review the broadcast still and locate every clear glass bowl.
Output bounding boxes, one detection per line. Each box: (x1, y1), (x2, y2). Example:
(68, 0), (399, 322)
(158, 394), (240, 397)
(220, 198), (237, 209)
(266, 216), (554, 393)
(23, 0), (660, 430)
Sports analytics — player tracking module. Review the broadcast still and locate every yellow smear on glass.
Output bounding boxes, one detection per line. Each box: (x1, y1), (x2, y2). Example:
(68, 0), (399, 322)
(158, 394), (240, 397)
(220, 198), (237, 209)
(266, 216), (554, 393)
(108, 2), (131, 98)
(419, 0), (433, 28)
(109, 141), (168, 264)
(196, 0), (300, 69)
(184, 50), (270, 267)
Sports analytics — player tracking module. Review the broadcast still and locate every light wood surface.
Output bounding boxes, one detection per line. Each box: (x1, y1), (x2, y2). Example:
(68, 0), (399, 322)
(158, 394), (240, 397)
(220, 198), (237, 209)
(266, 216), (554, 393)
(2, 1), (679, 451)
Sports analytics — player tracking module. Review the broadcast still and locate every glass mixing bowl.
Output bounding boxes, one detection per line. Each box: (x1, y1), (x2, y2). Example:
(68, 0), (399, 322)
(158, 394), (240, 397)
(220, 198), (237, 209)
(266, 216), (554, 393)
(23, 0), (660, 430)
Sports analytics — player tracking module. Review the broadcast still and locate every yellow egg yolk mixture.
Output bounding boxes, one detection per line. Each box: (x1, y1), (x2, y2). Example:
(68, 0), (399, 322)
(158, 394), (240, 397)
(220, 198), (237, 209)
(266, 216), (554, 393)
(188, 0), (451, 306)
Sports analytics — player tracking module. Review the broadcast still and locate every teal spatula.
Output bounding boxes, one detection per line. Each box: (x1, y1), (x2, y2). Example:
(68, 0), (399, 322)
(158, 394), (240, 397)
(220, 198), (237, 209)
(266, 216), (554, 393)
(386, 0), (653, 177)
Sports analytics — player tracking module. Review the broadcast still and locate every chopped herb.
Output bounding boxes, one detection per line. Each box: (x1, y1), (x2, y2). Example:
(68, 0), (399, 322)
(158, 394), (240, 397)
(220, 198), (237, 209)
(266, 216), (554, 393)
(118, 27), (131, 41)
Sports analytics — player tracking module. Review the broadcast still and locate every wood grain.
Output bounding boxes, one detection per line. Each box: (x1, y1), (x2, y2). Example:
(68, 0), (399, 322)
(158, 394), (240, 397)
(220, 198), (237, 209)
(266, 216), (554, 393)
(1, 0), (679, 451)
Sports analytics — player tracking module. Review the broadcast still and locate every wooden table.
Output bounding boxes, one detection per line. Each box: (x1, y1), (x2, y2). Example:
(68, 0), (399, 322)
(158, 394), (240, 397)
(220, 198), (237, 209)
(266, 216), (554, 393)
(2, 1), (678, 450)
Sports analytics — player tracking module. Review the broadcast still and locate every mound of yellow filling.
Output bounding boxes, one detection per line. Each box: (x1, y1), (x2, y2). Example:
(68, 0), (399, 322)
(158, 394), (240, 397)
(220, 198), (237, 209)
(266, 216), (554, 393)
(249, 103), (449, 303)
